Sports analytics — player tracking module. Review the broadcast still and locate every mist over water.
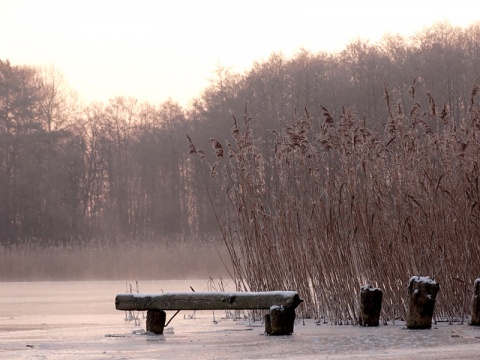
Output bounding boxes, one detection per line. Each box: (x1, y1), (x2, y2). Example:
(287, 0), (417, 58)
(0, 239), (231, 281)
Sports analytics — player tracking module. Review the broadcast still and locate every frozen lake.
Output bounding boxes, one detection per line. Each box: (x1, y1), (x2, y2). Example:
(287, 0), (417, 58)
(1, 280), (480, 359)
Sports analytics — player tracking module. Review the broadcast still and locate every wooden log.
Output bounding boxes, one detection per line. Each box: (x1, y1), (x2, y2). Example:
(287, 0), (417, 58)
(115, 291), (303, 311)
(406, 276), (439, 329)
(146, 310), (166, 334)
(470, 278), (480, 326)
(359, 285), (383, 327)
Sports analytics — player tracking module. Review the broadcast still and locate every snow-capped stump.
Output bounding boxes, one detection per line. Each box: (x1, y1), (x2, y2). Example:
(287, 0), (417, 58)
(269, 305), (285, 335)
(265, 305), (296, 335)
(359, 285), (383, 326)
(406, 276), (440, 329)
(470, 278), (480, 326)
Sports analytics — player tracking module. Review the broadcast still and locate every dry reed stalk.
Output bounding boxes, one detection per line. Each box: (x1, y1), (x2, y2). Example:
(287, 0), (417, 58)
(194, 83), (480, 323)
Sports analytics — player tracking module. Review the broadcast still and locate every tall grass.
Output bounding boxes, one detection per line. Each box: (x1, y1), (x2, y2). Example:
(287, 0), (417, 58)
(190, 78), (480, 324)
(0, 236), (230, 281)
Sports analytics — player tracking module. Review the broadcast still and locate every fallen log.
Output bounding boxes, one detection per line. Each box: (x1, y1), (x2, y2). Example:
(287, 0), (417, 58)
(115, 291), (303, 311)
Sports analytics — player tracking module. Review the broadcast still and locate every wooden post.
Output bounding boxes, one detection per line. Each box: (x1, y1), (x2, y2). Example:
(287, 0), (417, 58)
(470, 278), (480, 325)
(406, 276), (439, 329)
(146, 310), (166, 334)
(359, 285), (383, 326)
(270, 306), (285, 335)
(264, 313), (272, 334)
(284, 307), (295, 334)
(269, 305), (295, 335)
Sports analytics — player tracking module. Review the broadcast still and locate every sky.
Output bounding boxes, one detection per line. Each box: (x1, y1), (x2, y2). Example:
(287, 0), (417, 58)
(1, 0), (478, 107)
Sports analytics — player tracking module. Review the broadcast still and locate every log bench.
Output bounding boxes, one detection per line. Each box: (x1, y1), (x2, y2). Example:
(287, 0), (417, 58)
(115, 291), (303, 335)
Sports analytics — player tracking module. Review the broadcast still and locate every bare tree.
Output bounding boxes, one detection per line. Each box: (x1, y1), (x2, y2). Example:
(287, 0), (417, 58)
(35, 65), (78, 133)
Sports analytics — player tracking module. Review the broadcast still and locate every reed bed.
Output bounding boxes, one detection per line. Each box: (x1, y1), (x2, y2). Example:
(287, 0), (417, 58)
(190, 79), (480, 324)
(0, 237), (230, 281)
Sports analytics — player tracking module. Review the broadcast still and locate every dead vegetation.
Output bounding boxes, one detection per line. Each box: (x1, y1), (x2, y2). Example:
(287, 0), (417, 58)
(0, 236), (230, 281)
(190, 77), (480, 324)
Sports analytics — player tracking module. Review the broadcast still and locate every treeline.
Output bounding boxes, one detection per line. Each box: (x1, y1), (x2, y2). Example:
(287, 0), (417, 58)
(1, 21), (479, 246)
(0, 63), (213, 243)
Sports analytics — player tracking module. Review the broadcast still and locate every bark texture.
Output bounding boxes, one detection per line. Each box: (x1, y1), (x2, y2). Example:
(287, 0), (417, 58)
(406, 276), (439, 329)
(116, 291), (303, 311)
(146, 310), (166, 334)
(359, 285), (383, 327)
(470, 279), (480, 326)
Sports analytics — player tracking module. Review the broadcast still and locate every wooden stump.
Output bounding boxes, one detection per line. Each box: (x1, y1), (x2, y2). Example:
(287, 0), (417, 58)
(269, 305), (295, 335)
(284, 308), (295, 334)
(359, 285), (383, 326)
(264, 313), (272, 334)
(146, 310), (166, 334)
(270, 306), (285, 335)
(470, 278), (480, 325)
(406, 276), (439, 329)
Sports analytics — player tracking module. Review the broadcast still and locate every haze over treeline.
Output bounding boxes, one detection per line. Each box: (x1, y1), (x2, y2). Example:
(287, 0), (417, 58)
(1, 21), (479, 247)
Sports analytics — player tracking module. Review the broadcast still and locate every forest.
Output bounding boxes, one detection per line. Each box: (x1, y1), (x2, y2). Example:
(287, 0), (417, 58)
(1, 22), (479, 304)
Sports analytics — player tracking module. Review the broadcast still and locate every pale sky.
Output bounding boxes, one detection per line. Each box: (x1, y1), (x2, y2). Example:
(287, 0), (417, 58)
(1, 0), (478, 107)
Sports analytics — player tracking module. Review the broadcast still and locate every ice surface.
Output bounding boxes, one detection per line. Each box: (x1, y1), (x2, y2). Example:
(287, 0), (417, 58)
(2, 280), (480, 359)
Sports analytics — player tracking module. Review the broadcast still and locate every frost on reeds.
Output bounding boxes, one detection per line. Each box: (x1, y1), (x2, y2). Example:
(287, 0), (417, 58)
(189, 78), (480, 325)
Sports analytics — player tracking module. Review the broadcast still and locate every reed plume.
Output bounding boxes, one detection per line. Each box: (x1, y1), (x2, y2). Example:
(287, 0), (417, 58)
(194, 81), (480, 324)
